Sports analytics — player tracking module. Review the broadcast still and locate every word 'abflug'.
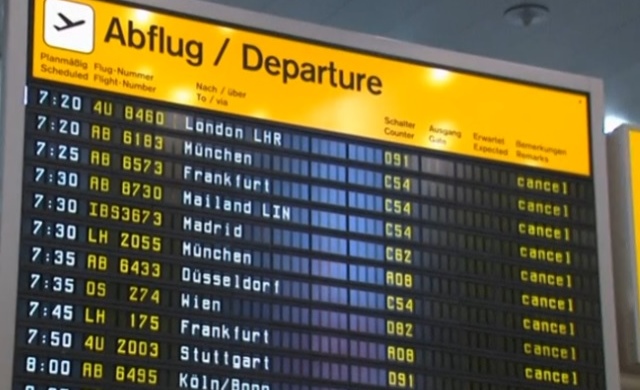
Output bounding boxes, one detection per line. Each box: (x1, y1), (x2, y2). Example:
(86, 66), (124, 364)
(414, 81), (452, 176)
(104, 18), (204, 67)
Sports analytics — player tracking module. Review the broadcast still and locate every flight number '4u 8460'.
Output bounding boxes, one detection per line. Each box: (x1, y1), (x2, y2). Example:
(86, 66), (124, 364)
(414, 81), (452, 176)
(123, 105), (165, 126)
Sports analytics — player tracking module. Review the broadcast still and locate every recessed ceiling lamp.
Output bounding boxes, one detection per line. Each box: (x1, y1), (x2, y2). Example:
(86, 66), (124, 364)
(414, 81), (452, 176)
(504, 3), (550, 27)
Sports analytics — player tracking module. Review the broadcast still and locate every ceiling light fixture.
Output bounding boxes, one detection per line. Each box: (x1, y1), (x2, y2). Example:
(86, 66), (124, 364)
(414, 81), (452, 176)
(504, 3), (550, 27)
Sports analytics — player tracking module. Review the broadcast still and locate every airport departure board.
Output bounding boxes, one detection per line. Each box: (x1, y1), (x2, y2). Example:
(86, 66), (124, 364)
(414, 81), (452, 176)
(0, 0), (617, 389)
(607, 126), (640, 369)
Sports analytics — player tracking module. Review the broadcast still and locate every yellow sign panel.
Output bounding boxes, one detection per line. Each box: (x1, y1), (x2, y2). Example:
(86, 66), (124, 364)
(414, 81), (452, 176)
(32, 0), (591, 175)
(630, 131), (640, 320)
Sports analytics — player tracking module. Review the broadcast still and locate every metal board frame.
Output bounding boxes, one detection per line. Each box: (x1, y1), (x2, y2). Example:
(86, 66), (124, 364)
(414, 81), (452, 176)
(608, 125), (640, 381)
(0, 0), (619, 388)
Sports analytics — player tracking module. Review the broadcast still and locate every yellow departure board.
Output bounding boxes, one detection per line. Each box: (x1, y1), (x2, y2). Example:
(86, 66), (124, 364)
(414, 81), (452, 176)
(30, 0), (591, 175)
(630, 132), (640, 324)
(0, 0), (618, 389)
(609, 126), (640, 369)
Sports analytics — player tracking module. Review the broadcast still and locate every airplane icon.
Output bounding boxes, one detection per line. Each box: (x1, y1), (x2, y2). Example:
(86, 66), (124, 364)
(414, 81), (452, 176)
(53, 12), (86, 31)
(44, 0), (95, 53)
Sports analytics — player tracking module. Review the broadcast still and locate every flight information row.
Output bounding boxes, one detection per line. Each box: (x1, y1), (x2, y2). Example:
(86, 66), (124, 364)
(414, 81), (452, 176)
(21, 219), (600, 274)
(24, 124), (595, 211)
(18, 257), (601, 303)
(23, 241), (601, 294)
(13, 373), (604, 390)
(13, 320), (603, 367)
(22, 149), (596, 226)
(12, 349), (604, 388)
(27, 89), (594, 202)
(13, 309), (604, 355)
(23, 229), (597, 274)
(13, 326), (604, 375)
(19, 278), (600, 330)
(21, 203), (597, 258)
(12, 336), (603, 376)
